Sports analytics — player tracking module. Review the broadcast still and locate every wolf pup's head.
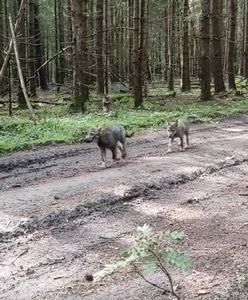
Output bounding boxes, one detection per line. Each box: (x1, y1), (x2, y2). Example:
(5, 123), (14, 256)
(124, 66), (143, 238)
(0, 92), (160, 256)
(167, 120), (178, 139)
(84, 126), (102, 143)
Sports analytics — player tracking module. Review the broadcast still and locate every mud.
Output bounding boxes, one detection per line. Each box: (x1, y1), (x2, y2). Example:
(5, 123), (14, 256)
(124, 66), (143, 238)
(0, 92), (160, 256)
(0, 115), (248, 299)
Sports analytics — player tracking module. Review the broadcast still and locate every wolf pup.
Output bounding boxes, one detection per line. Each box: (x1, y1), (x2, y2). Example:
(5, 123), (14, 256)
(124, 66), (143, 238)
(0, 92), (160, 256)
(167, 119), (189, 153)
(84, 124), (133, 167)
(102, 95), (113, 112)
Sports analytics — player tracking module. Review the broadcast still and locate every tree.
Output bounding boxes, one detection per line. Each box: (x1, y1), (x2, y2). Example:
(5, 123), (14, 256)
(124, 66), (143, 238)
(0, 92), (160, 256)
(199, 0), (211, 101)
(17, 0), (27, 107)
(28, 0), (37, 97)
(71, 0), (89, 111)
(228, 0), (237, 90)
(211, 0), (225, 93)
(33, 0), (49, 90)
(167, 0), (176, 91)
(133, 0), (143, 108)
(181, 0), (190, 92)
(96, 0), (105, 95)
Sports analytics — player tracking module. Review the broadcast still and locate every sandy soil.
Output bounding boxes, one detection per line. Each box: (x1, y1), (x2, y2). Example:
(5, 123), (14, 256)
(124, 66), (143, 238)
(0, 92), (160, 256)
(0, 115), (248, 300)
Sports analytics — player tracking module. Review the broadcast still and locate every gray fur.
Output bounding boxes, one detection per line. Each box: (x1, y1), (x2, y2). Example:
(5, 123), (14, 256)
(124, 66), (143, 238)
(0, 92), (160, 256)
(167, 119), (190, 153)
(102, 95), (112, 112)
(84, 124), (130, 167)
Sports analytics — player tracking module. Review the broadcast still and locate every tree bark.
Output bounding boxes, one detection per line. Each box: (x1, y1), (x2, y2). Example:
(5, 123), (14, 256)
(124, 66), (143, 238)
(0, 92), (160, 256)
(199, 0), (211, 101)
(181, 0), (190, 92)
(244, 1), (248, 77)
(96, 0), (105, 95)
(28, 0), (37, 97)
(133, 0), (143, 107)
(227, 0), (237, 90)
(128, 0), (133, 87)
(71, 0), (89, 111)
(17, 0), (27, 107)
(168, 0), (175, 91)
(211, 0), (225, 92)
(33, 0), (49, 90)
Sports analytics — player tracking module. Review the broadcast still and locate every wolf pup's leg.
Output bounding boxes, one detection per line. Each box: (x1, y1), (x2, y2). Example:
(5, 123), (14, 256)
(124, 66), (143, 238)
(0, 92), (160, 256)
(118, 141), (127, 159)
(167, 137), (174, 153)
(111, 146), (119, 161)
(100, 147), (107, 167)
(179, 136), (185, 152)
(185, 132), (189, 149)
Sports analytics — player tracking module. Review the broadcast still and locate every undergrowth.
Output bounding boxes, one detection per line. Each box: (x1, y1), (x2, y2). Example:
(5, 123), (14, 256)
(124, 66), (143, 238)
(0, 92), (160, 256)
(0, 92), (248, 153)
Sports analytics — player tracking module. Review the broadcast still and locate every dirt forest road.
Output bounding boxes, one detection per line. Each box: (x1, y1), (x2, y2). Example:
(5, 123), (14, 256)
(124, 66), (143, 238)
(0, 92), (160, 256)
(1, 115), (248, 300)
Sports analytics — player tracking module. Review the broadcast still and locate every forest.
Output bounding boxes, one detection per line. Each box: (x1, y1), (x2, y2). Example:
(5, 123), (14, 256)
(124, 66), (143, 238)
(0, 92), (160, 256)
(0, 0), (248, 299)
(0, 0), (248, 150)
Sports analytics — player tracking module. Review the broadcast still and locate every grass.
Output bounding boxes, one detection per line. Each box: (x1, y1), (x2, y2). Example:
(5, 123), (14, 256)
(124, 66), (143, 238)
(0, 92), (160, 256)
(1, 91), (248, 154)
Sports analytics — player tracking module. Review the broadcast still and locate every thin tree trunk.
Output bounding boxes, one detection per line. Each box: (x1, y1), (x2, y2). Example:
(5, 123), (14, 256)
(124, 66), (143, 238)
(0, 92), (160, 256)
(96, 0), (105, 95)
(227, 0), (237, 90)
(181, 0), (190, 91)
(168, 0), (175, 91)
(71, 0), (89, 111)
(33, 0), (49, 90)
(133, 0), (143, 107)
(0, 0), (25, 87)
(164, 2), (168, 82)
(199, 0), (211, 101)
(17, 0), (27, 107)
(58, 0), (65, 86)
(244, 1), (248, 77)
(212, 0), (225, 92)
(128, 0), (133, 87)
(9, 15), (36, 120)
(104, 0), (110, 94)
(28, 0), (37, 97)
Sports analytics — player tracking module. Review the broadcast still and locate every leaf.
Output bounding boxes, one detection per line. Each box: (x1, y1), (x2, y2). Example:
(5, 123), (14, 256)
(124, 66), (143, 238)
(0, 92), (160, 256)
(163, 230), (186, 240)
(139, 257), (158, 276)
(136, 224), (152, 237)
(161, 248), (191, 270)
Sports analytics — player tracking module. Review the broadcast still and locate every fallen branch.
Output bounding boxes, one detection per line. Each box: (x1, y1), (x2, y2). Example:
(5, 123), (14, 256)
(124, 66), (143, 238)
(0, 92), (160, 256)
(110, 70), (130, 89)
(28, 45), (72, 82)
(31, 99), (63, 105)
(0, 0), (25, 87)
(11, 248), (28, 265)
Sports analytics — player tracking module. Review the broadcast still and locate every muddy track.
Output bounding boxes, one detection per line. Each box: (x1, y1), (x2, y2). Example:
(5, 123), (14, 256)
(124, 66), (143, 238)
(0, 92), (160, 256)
(0, 115), (248, 300)
(0, 155), (247, 242)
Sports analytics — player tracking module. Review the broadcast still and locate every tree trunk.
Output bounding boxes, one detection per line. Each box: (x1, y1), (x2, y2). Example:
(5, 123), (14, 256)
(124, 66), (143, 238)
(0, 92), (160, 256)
(133, 0), (143, 107)
(164, 2), (168, 82)
(71, 0), (89, 111)
(168, 0), (175, 91)
(128, 0), (133, 87)
(28, 0), (37, 97)
(0, 0), (6, 95)
(244, 1), (248, 77)
(199, 0), (211, 101)
(58, 0), (65, 86)
(17, 0), (27, 107)
(211, 0), (225, 92)
(181, 0), (190, 92)
(104, 0), (110, 94)
(9, 14), (36, 120)
(33, 0), (49, 90)
(96, 0), (105, 95)
(227, 0), (237, 90)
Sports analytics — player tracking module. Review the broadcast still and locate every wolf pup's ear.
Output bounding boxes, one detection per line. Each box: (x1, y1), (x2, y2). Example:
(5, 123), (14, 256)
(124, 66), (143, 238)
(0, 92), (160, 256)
(174, 120), (178, 126)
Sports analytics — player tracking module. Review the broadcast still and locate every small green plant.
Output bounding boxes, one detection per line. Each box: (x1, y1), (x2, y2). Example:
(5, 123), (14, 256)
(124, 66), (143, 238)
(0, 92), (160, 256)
(87, 224), (191, 299)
